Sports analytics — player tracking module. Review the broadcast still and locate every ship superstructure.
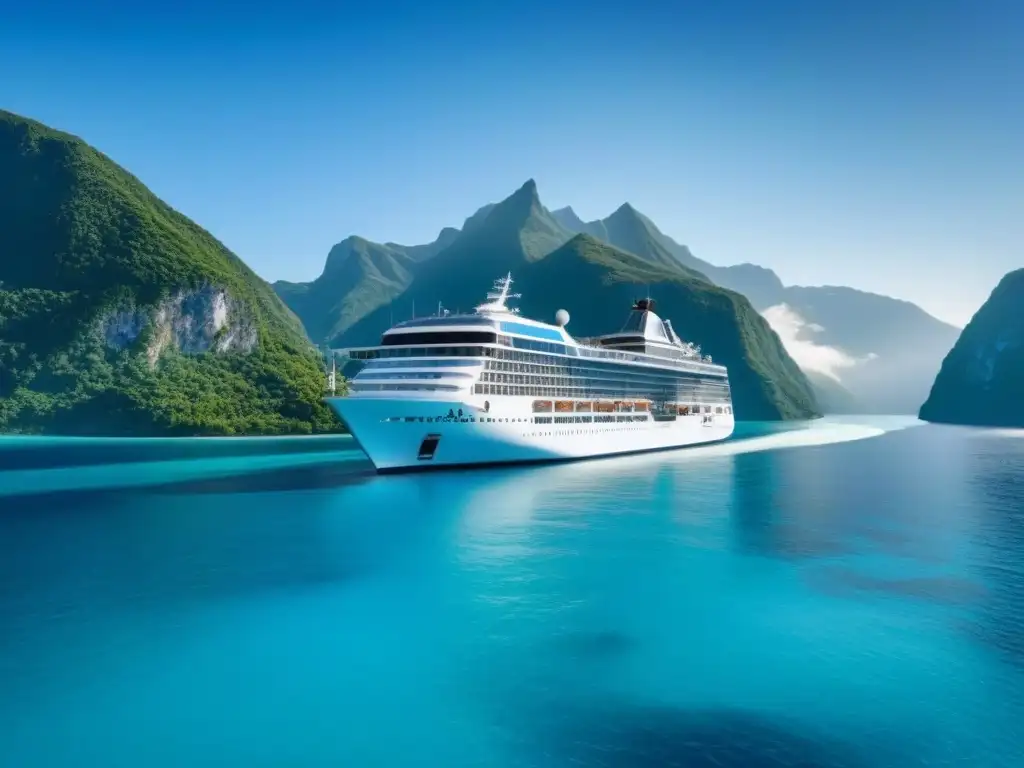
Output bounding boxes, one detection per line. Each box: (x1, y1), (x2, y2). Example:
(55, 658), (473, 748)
(326, 274), (734, 472)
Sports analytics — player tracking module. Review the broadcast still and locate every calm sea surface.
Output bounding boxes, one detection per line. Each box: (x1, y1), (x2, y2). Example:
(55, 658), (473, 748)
(1, 418), (1023, 767)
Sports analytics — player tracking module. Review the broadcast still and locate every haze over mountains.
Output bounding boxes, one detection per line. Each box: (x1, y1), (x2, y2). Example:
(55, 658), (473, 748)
(275, 180), (961, 415)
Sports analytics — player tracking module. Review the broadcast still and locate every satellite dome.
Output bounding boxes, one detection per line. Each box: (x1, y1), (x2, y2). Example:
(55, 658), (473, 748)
(555, 309), (570, 327)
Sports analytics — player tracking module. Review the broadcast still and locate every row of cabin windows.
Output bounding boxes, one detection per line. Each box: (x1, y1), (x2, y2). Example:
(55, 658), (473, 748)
(491, 344), (724, 376)
(473, 382), (731, 403)
(537, 406), (731, 417)
(497, 341), (720, 374)
(477, 383), (730, 404)
(601, 344), (702, 363)
(362, 358), (482, 368)
(484, 358), (726, 386)
(351, 346), (489, 359)
(479, 369), (731, 397)
(353, 341), (721, 375)
(533, 415), (645, 424)
(350, 382), (461, 392)
(503, 335), (717, 371)
(380, 410), (730, 425)
(356, 372), (475, 381)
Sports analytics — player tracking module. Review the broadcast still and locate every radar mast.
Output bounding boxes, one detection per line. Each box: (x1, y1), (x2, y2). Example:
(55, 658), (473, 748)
(475, 272), (521, 315)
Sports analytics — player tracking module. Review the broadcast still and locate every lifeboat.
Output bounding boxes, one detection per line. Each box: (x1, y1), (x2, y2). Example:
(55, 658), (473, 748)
(554, 400), (574, 413)
(532, 400), (553, 413)
(594, 401), (615, 413)
(575, 401), (593, 412)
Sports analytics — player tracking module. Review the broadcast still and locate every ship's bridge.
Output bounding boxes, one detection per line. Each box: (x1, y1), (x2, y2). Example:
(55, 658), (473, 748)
(379, 314), (499, 347)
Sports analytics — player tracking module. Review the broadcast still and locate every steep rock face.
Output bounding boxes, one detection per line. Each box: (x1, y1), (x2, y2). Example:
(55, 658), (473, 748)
(99, 286), (259, 366)
(0, 109), (337, 436)
(919, 269), (1024, 427)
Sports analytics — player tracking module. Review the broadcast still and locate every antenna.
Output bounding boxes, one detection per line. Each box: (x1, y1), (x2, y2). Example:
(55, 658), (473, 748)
(475, 272), (521, 314)
(412, 300), (416, 319)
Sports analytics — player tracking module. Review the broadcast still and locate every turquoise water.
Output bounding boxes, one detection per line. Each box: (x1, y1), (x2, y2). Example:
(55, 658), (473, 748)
(2, 418), (1023, 767)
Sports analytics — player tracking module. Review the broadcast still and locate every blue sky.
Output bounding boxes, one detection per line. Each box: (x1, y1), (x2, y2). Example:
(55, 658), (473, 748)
(3, 0), (1021, 327)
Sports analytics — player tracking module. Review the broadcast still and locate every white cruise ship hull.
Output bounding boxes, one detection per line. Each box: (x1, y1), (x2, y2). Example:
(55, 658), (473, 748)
(326, 395), (735, 473)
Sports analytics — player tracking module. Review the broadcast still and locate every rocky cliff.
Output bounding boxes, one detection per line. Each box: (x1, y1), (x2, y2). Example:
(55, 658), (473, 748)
(919, 268), (1024, 428)
(0, 109), (338, 435)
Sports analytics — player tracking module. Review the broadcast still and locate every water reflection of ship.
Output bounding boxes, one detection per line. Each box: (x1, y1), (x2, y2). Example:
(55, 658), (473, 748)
(457, 420), (893, 549)
(456, 441), (741, 551)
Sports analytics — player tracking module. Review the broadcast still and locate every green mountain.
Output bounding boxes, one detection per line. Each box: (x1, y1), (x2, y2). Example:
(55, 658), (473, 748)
(556, 201), (959, 414)
(919, 268), (1024, 427)
(512, 235), (819, 420)
(333, 180), (572, 342)
(281, 178), (960, 417)
(597, 203), (707, 274)
(0, 109), (338, 436)
(280, 180), (820, 421)
(273, 234), (425, 346)
(553, 203), (715, 277)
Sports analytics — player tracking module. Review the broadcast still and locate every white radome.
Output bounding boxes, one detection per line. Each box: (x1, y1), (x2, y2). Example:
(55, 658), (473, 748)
(555, 309), (570, 327)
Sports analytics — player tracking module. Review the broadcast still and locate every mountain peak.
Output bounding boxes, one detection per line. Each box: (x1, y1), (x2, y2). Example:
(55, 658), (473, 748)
(486, 178), (547, 225)
(457, 181), (544, 237)
(611, 202), (638, 217)
(511, 178), (540, 205)
(551, 206), (587, 232)
(441, 178), (571, 262)
(321, 235), (364, 276)
(568, 232), (602, 247)
(434, 226), (460, 248)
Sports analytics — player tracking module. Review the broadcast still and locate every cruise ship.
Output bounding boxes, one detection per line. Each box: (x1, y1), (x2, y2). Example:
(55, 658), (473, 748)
(326, 274), (735, 472)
